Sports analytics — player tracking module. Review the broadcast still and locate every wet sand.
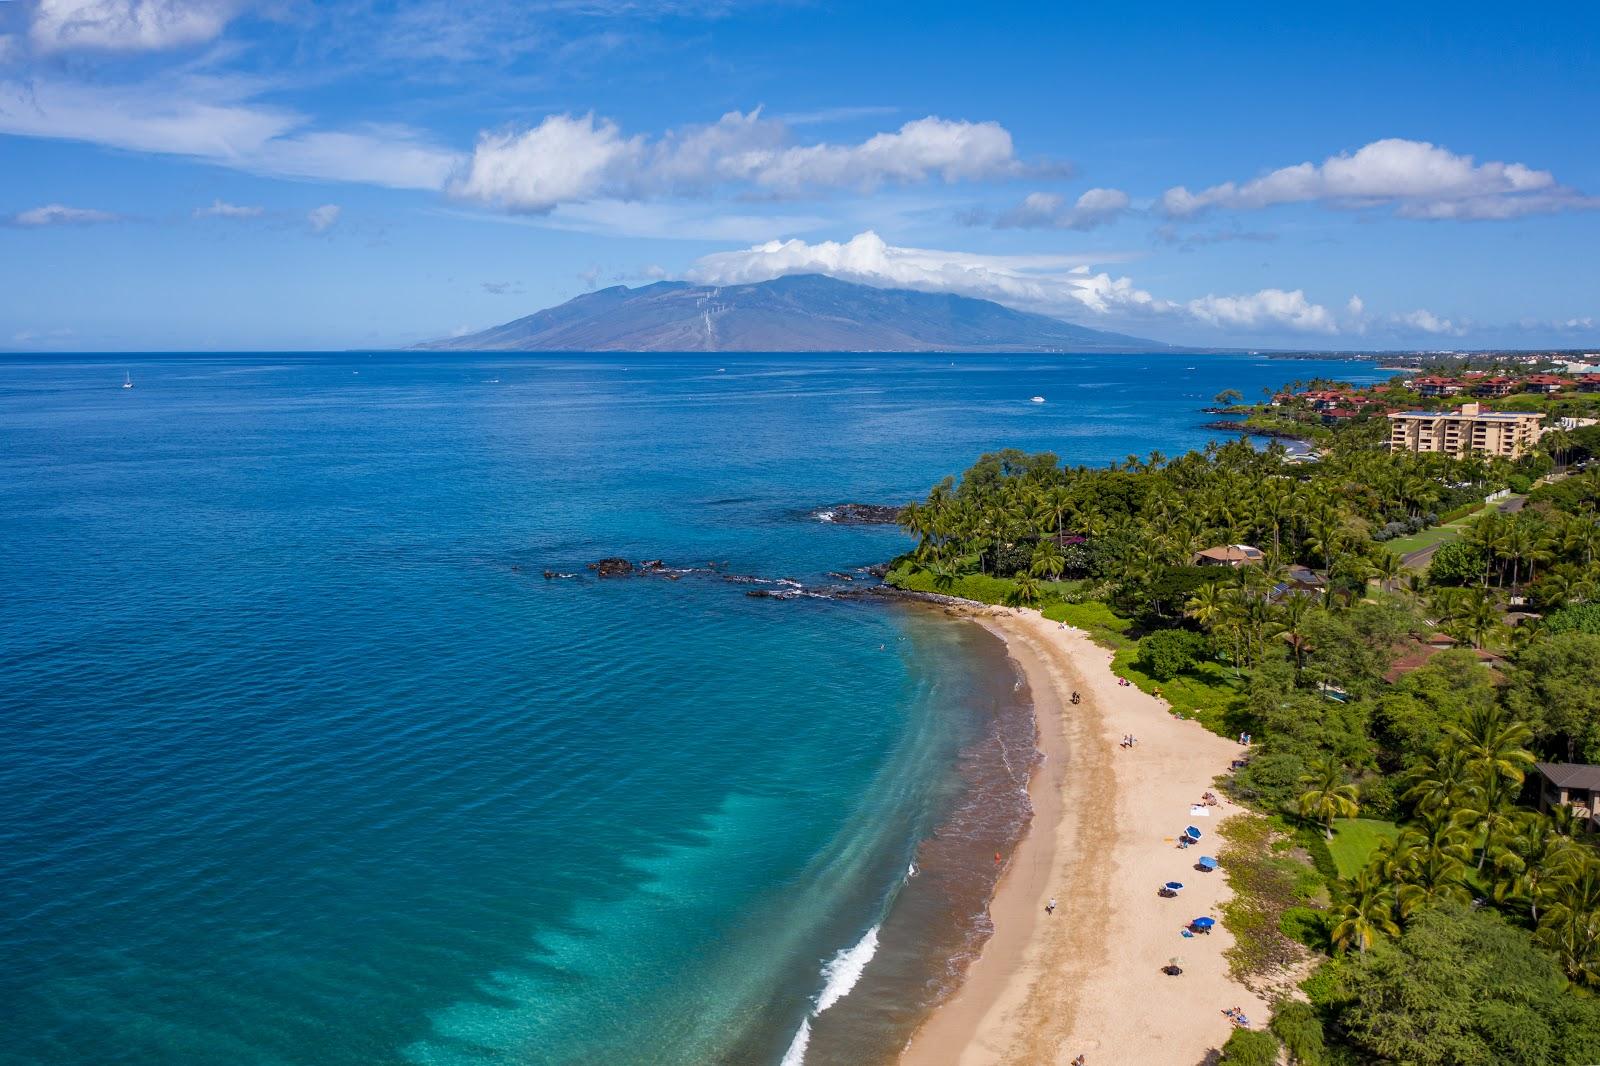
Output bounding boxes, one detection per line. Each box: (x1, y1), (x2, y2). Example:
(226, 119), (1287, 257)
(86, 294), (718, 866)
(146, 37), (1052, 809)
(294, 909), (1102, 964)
(901, 607), (1266, 1066)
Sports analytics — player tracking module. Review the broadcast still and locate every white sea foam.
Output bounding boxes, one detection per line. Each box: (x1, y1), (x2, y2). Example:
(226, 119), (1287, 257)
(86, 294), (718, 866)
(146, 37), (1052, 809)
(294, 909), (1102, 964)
(817, 924), (879, 1012)
(779, 1019), (811, 1066)
(779, 924), (882, 1065)
(815, 510), (836, 523)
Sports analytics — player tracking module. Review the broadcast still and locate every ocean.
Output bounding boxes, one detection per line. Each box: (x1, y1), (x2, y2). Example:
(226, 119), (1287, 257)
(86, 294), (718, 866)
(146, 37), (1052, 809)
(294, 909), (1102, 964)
(1, 352), (1382, 1065)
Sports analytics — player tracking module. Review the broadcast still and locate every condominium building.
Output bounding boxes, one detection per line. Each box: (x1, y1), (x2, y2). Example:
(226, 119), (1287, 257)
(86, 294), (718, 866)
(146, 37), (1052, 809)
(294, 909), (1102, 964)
(1387, 403), (1544, 459)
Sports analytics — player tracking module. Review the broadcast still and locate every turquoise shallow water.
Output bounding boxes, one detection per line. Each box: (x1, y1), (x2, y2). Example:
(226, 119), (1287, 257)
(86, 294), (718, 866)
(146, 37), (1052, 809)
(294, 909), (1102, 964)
(1, 352), (1380, 1065)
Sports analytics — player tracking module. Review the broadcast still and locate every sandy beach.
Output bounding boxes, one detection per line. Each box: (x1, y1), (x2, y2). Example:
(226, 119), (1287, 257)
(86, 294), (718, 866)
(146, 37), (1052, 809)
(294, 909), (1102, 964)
(901, 607), (1267, 1066)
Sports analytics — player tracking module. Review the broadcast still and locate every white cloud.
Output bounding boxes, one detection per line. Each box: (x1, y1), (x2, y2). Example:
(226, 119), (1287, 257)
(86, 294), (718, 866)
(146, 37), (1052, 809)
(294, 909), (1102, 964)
(1394, 308), (1464, 335)
(0, 76), (460, 191)
(686, 230), (1346, 336)
(687, 230), (1142, 314)
(1346, 295), (1364, 316)
(30, 0), (238, 53)
(10, 203), (121, 226)
(194, 199), (262, 218)
(306, 203), (340, 232)
(996, 187), (1130, 230)
(1162, 138), (1598, 221)
(450, 113), (643, 213)
(1186, 289), (1338, 334)
(449, 110), (1034, 213)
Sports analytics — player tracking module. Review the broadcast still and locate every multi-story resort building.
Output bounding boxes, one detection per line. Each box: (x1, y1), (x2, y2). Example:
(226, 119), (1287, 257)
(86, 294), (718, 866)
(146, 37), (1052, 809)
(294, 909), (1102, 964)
(1387, 403), (1544, 459)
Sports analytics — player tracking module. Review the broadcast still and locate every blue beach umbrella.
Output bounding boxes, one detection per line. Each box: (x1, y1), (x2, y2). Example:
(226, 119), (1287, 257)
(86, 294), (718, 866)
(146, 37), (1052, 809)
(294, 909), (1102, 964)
(1184, 825), (1203, 840)
(1197, 856), (1219, 871)
(1191, 916), (1216, 930)
(1164, 881), (1185, 891)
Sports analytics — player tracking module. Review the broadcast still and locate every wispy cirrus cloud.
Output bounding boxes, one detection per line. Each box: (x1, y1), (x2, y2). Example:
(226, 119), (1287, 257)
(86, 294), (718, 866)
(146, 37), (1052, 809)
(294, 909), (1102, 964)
(991, 187), (1130, 231)
(194, 199), (263, 218)
(449, 109), (1052, 213)
(0, 75), (461, 190)
(8, 203), (122, 226)
(28, 0), (241, 54)
(1161, 138), (1599, 221)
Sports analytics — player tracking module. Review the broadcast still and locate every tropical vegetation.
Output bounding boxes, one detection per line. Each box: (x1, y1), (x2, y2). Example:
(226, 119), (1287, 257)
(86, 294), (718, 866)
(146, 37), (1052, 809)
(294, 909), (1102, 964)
(887, 372), (1600, 1063)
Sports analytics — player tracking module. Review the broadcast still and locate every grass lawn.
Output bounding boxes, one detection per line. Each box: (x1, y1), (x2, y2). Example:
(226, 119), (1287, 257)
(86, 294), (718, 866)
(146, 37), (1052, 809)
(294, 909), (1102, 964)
(1114, 648), (1246, 736)
(1387, 512), (1483, 559)
(1326, 818), (1400, 878)
(1041, 600), (1137, 650)
(889, 568), (1243, 736)
(885, 562), (1091, 607)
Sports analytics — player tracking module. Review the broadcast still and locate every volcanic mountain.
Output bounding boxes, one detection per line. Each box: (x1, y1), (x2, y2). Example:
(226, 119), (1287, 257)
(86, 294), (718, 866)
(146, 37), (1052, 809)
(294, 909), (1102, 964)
(417, 274), (1166, 352)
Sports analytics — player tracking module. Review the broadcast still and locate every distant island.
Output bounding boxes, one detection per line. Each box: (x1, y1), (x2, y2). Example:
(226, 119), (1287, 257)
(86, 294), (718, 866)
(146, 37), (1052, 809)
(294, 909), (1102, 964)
(415, 274), (1169, 353)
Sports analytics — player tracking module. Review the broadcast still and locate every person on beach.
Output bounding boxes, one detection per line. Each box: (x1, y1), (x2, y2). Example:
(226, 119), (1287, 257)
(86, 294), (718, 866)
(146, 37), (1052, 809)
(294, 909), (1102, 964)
(1046, 897), (1056, 915)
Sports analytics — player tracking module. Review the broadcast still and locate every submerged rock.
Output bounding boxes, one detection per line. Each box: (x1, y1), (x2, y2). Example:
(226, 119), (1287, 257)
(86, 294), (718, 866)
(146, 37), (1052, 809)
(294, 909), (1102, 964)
(588, 557), (634, 577)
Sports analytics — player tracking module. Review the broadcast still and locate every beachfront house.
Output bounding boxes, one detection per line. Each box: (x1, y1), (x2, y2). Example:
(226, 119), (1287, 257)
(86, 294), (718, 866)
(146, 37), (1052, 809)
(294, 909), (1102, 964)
(1193, 544), (1264, 568)
(1531, 763), (1600, 832)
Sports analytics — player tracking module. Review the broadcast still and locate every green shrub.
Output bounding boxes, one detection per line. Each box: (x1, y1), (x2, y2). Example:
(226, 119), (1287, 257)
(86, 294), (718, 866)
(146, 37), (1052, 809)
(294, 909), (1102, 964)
(1220, 1027), (1280, 1066)
(1300, 958), (1345, 1007)
(1436, 501), (1485, 524)
(1271, 1001), (1328, 1065)
(1355, 776), (1397, 819)
(1427, 539), (1487, 587)
(1136, 627), (1210, 679)
(1280, 906), (1333, 952)
(1543, 602), (1600, 635)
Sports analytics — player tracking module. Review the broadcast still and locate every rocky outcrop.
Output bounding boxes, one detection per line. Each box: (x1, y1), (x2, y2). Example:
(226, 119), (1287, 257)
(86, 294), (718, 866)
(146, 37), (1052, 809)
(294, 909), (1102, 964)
(815, 503), (903, 525)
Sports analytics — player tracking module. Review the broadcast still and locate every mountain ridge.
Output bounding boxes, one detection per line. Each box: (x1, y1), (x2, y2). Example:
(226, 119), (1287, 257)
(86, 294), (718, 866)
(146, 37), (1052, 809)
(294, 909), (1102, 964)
(416, 274), (1170, 352)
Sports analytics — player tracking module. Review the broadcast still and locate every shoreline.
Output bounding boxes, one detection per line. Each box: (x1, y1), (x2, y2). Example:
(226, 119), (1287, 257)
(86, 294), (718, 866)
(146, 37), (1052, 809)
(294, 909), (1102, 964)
(900, 606), (1267, 1066)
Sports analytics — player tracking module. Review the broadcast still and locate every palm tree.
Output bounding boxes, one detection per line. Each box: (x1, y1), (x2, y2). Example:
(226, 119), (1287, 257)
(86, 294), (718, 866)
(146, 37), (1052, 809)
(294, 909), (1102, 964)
(1449, 772), (1518, 871)
(1537, 856), (1600, 987)
(1008, 573), (1041, 607)
(1331, 867), (1400, 954)
(1445, 706), (1534, 787)
(1277, 593), (1313, 675)
(1493, 813), (1572, 923)
(1457, 591), (1503, 650)
(1029, 539), (1065, 580)
(1184, 581), (1229, 630)
(1543, 428), (1575, 473)
(1297, 757), (1360, 839)
(1563, 518), (1600, 568)
(1403, 747), (1476, 817)
(1371, 548), (1405, 594)
(1393, 822), (1472, 918)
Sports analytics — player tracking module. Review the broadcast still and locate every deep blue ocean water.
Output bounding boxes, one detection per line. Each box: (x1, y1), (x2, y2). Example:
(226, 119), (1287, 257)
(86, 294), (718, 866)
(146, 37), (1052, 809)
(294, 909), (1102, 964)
(1, 352), (1381, 1065)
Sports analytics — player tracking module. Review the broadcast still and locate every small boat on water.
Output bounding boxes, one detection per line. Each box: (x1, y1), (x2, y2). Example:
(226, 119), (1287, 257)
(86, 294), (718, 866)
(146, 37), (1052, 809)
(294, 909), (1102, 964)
(1030, 395), (1046, 403)
(122, 372), (133, 389)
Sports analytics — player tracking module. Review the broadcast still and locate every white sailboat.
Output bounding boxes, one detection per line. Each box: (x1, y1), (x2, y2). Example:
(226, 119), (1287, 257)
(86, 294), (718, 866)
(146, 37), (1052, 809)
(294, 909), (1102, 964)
(122, 372), (134, 389)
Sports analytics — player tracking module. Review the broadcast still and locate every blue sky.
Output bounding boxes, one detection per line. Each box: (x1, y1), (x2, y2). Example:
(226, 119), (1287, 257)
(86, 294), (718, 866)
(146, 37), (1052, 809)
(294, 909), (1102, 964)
(2, 0), (1597, 351)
